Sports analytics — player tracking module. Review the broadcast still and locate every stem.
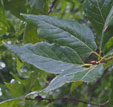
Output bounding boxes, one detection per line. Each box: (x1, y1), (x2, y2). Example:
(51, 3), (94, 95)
(48, 0), (57, 14)
(83, 64), (92, 67)
(93, 51), (102, 60)
(101, 56), (113, 63)
(25, 96), (109, 107)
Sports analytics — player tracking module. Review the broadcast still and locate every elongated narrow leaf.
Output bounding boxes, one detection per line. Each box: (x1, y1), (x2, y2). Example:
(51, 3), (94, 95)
(0, 2), (9, 35)
(21, 14), (97, 59)
(4, 42), (84, 74)
(45, 64), (103, 92)
(84, 0), (113, 35)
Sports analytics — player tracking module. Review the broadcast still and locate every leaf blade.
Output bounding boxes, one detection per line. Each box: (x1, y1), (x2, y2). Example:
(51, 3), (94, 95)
(0, 97), (24, 107)
(4, 42), (84, 74)
(84, 0), (113, 35)
(21, 14), (97, 59)
(45, 64), (103, 92)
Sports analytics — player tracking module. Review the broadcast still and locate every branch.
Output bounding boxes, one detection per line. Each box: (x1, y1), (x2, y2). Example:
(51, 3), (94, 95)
(101, 56), (113, 63)
(48, 0), (57, 14)
(25, 96), (109, 107)
(89, 56), (113, 65)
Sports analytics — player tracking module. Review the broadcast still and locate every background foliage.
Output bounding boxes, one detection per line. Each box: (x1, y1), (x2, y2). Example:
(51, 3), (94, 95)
(0, 0), (113, 107)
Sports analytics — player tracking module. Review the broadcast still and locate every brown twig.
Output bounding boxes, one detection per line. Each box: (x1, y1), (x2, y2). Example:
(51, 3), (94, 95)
(90, 56), (113, 65)
(25, 95), (109, 107)
(48, 0), (57, 14)
(101, 56), (113, 63)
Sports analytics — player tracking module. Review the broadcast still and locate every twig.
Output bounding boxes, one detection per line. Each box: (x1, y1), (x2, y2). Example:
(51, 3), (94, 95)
(48, 0), (57, 14)
(101, 56), (113, 63)
(89, 56), (113, 65)
(98, 100), (109, 107)
(25, 96), (109, 107)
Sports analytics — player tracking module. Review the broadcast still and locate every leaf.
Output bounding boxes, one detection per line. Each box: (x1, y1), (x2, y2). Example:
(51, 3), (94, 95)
(104, 57), (113, 69)
(103, 37), (113, 54)
(84, 0), (113, 35)
(16, 58), (23, 76)
(0, 97), (24, 107)
(5, 82), (25, 97)
(29, 0), (48, 14)
(5, 71), (42, 97)
(3, 0), (27, 19)
(108, 79), (113, 107)
(24, 23), (40, 44)
(4, 42), (84, 74)
(0, 2), (9, 35)
(72, 64), (103, 82)
(45, 64), (103, 92)
(104, 49), (113, 59)
(21, 71), (42, 92)
(70, 81), (83, 93)
(25, 90), (42, 98)
(84, 0), (113, 51)
(100, 6), (113, 51)
(21, 14), (97, 59)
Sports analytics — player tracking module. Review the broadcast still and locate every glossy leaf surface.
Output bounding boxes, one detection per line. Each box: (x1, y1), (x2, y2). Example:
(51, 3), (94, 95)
(45, 64), (103, 92)
(4, 42), (84, 74)
(84, 0), (113, 35)
(21, 14), (97, 59)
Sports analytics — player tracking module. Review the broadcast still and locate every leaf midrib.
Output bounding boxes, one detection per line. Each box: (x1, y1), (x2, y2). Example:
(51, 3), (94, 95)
(37, 20), (99, 56)
(81, 65), (97, 80)
(96, 0), (105, 23)
(59, 65), (97, 82)
(19, 47), (83, 66)
(27, 43), (84, 64)
(42, 19), (95, 53)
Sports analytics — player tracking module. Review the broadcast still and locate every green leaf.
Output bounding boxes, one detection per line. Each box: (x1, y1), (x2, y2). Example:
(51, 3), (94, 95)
(0, 97), (24, 107)
(104, 57), (113, 69)
(4, 42), (84, 74)
(84, 1), (113, 51)
(29, 0), (48, 14)
(103, 37), (113, 54)
(3, 0), (27, 19)
(24, 23), (40, 44)
(16, 58), (23, 76)
(21, 14), (97, 59)
(0, 2), (9, 35)
(45, 64), (103, 92)
(100, 6), (113, 51)
(104, 48), (113, 59)
(21, 71), (42, 92)
(9, 71), (42, 96)
(5, 82), (25, 97)
(84, 0), (113, 35)
(70, 81), (83, 93)
(109, 79), (113, 106)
